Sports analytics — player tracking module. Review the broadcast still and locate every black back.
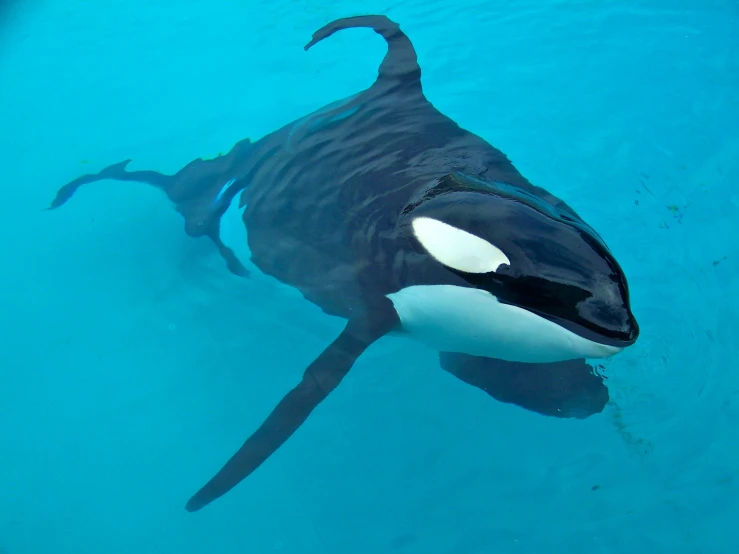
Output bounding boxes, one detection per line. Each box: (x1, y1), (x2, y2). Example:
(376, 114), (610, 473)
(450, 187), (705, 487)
(235, 16), (585, 318)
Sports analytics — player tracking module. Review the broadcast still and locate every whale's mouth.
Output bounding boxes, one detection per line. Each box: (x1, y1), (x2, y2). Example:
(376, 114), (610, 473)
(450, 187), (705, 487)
(447, 267), (640, 351)
(539, 312), (640, 349)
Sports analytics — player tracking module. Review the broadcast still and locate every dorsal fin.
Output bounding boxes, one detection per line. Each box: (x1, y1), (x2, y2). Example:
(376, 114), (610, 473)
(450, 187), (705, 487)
(304, 15), (422, 93)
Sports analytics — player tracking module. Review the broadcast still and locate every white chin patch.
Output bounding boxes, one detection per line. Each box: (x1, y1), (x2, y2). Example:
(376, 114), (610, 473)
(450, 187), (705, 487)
(411, 216), (510, 274)
(387, 285), (623, 363)
(219, 191), (251, 266)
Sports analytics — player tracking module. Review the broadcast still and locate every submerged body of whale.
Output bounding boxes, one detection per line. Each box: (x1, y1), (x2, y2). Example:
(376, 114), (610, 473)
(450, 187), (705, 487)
(48, 15), (639, 512)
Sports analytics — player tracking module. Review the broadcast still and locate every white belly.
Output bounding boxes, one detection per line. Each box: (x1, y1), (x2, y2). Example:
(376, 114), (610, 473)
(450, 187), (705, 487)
(387, 285), (622, 363)
(219, 192), (251, 266)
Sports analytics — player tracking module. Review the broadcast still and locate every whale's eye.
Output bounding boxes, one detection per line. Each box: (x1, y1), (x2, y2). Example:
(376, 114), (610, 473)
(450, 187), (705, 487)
(411, 216), (510, 274)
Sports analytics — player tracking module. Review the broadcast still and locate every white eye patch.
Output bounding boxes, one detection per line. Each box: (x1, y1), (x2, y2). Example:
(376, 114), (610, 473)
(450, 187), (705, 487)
(411, 216), (510, 274)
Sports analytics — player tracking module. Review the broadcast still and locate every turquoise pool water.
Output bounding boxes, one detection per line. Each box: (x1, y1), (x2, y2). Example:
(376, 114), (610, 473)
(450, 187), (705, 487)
(1, 1), (737, 552)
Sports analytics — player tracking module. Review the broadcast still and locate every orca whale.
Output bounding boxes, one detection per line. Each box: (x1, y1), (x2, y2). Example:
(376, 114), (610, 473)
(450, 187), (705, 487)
(48, 15), (639, 512)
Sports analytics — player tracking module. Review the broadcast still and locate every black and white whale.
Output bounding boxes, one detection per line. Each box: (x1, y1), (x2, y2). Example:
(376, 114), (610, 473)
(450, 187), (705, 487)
(47, 15), (639, 512)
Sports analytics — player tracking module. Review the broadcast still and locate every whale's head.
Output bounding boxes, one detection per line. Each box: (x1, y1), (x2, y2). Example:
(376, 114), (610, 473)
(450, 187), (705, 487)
(391, 173), (638, 362)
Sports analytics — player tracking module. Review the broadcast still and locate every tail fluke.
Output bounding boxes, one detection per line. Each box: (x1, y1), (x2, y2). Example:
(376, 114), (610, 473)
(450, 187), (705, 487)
(46, 160), (172, 211)
(46, 156), (252, 278)
(46, 138), (258, 278)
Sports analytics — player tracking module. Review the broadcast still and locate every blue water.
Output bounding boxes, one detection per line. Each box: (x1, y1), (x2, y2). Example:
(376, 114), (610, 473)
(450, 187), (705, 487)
(1, 1), (737, 552)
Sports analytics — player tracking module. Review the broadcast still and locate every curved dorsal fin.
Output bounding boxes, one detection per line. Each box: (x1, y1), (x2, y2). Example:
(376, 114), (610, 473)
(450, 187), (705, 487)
(304, 15), (422, 93)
